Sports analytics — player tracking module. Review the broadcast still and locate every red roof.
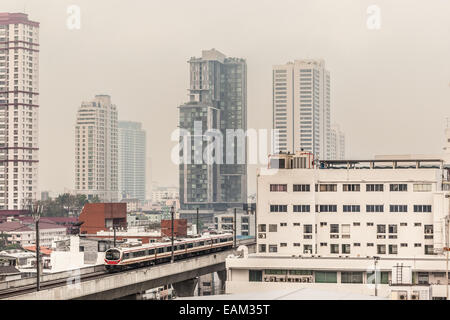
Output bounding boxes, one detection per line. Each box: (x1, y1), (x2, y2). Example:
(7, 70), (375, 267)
(0, 221), (32, 232)
(23, 246), (52, 255)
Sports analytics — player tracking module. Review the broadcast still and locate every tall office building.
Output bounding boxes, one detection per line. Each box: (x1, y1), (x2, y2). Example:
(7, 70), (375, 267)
(178, 49), (247, 222)
(0, 13), (39, 211)
(74, 95), (118, 202)
(273, 59), (330, 159)
(145, 157), (152, 201)
(330, 123), (345, 160)
(118, 121), (146, 201)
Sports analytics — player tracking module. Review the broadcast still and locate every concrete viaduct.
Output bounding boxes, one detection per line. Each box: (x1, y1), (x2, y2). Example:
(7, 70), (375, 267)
(3, 241), (255, 300)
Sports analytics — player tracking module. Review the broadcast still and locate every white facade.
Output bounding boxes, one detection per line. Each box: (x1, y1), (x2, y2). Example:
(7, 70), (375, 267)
(74, 95), (118, 201)
(273, 60), (330, 159)
(226, 152), (450, 299)
(330, 123), (345, 160)
(151, 187), (179, 204)
(214, 211), (255, 237)
(0, 13), (39, 210)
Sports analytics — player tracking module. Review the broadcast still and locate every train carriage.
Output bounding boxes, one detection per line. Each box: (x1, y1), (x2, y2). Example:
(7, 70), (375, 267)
(104, 233), (233, 271)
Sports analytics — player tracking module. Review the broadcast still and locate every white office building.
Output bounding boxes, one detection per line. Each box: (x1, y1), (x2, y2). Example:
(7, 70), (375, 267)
(0, 13), (39, 211)
(330, 123), (345, 160)
(74, 95), (118, 202)
(226, 151), (450, 300)
(118, 121), (146, 201)
(214, 209), (255, 237)
(273, 60), (330, 159)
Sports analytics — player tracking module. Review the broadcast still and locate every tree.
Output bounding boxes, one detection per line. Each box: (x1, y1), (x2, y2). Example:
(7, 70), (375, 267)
(90, 195), (101, 203)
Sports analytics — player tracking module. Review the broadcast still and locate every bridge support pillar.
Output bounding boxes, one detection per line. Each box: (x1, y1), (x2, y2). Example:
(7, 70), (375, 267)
(217, 270), (227, 294)
(172, 278), (198, 297)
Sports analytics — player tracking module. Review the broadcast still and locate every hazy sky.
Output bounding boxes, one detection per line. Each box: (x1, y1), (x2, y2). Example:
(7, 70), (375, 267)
(2, 0), (450, 195)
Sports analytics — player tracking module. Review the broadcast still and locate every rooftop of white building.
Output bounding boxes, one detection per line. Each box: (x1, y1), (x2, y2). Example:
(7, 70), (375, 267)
(177, 288), (387, 300)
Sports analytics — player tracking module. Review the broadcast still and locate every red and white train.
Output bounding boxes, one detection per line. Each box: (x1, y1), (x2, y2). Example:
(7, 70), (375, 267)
(104, 233), (233, 271)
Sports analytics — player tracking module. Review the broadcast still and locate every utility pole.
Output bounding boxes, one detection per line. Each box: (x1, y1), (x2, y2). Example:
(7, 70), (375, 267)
(113, 225), (117, 247)
(373, 256), (380, 297)
(233, 208), (237, 248)
(196, 207), (199, 235)
(31, 203), (42, 292)
(171, 205), (175, 263)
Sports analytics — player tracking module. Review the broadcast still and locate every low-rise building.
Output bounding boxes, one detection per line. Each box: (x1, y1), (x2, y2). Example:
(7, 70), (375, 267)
(78, 203), (127, 234)
(226, 151), (450, 300)
(214, 209), (255, 237)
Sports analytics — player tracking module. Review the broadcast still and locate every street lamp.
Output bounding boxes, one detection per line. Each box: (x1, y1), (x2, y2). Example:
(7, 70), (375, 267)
(31, 202), (43, 291)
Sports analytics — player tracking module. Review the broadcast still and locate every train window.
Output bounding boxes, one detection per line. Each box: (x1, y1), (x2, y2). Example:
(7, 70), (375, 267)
(180, 244), (185, 250)
(106, 250), (121, 260)
(158, 248), (164, 254)
(123, 253), (129, 260)
(188, 243), (193, 248)
(199, 241), (204, 246)
(149, 249), (155, 255)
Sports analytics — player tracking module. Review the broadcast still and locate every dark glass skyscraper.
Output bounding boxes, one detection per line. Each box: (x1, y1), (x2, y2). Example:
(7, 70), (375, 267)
(178, 49), (247, 223)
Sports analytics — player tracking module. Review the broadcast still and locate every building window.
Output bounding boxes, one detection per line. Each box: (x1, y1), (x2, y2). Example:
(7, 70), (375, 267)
(280, 243), (287, 247)
(316, 204), (337, 213)
(293, 184), (310, 192)
(258, 244), (266, 253)
(367, 271), (389, 284)
(343, 184), (360, 192)
(270, 205), (287, 212)
(318, 184), (337, 192)
(269, 224), (277, 232)
(341, 272), (363, 283)
(388, 225), (397, 233)
(377, 245), (386, 254)
(330, 224), (339, 233)
(303, 225), (312, 233)
(366, 205), (384, 213)
(249, 270), (262, 282)
(413, 184), (432, 192)
(366, 184), (384, 192)
(377, 225), (386, 233)
(343, 205), (360, 212)
(425, 245), (435, 255)
(258, 224), (266, 232)
(413, 205), (432, 213)
(390, 184), (407, 192)
(269, 245), (278, 253)
(389, 205), (408, 213)
(330, 244), (339, 253)
(424, 225), (433, 234)
(293, 205), (310, 213)
(342, 244), (351, 254)
(389, 244), (398, 254)
(270, 184), (287, 192)
(315, 271), (337, 283)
